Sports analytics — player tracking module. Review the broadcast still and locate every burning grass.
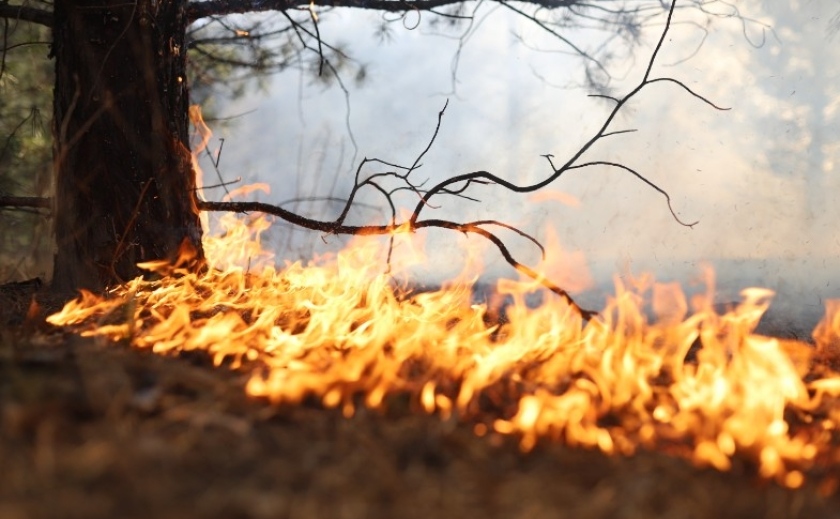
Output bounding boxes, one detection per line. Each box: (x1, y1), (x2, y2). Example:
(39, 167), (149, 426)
(43, 213), (840, 493)
(3, 328), (837, 519)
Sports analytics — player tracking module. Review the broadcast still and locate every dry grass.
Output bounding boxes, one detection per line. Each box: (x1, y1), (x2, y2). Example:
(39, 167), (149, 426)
(2, 281), (840, 519)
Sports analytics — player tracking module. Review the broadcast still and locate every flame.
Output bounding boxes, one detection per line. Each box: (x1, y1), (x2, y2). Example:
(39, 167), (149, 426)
(189, 104), (212, 231)
(45, 211), (840, 491)
(45, 99), (840, 492)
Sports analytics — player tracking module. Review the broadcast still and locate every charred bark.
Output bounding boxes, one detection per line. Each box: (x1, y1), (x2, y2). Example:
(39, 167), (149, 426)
(52, 0), (204, 292)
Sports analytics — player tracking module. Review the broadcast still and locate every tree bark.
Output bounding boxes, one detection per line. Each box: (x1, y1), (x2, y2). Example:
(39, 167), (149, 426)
(52, 0), (204, 292)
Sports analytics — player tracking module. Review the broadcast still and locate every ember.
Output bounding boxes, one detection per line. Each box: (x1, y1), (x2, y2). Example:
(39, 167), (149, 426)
(47, 212), (840, 491)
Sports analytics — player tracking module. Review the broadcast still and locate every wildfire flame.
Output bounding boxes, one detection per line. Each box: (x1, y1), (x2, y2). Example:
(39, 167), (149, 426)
(44, 106), (840, 492)
(46, 210), (840, 491)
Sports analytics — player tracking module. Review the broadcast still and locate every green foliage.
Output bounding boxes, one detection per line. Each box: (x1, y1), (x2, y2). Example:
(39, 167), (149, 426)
(0, 20), (53, 282)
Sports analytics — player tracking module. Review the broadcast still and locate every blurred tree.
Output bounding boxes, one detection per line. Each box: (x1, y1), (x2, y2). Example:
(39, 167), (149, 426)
(0, 18), (51, 281)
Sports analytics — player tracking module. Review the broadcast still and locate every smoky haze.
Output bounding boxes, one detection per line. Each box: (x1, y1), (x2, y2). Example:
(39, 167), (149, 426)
(202, 0), (840, 336)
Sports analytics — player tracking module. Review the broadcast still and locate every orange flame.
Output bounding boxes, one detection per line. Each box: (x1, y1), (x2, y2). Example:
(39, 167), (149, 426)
(45, 212), (840, 490)
(44, 100), (840, 492)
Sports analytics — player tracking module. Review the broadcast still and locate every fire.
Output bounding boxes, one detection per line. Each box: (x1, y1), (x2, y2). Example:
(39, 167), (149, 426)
(46, 210), (840, 491)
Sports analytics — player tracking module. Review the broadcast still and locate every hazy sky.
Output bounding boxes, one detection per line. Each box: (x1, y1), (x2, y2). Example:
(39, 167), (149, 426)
(203, 0), (840, 307)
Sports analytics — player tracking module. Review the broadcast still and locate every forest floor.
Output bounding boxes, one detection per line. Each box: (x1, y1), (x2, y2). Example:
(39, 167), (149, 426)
(2, 280), (840, 519)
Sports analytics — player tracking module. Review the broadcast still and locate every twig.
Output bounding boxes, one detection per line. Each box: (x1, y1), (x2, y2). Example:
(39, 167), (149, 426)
(409, 0), (724, 229)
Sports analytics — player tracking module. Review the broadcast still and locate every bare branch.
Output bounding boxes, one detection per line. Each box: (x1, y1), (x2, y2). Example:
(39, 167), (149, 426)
(496, 0), (608, 78)
(469, 219), (547, 259)
(0, 4), (52, 27)
(407, 0), (720, 230)
(197, 197), (596, 317)
(0, 39), (50, 52)
(567, 161), (697, 228)
(601, 129), (637, 138)
(186, 0), (607, 24)
(646, 77), (731, 110)
(588, 94), (619, 103)
(194, 95), (595, 314)
(189, 0), (476, 23)
(190, 0), (721, 321)
(0, 196), (51, 210)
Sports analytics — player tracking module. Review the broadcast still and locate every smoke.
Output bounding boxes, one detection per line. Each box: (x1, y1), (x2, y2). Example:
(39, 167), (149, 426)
(208, 1), (839, 328)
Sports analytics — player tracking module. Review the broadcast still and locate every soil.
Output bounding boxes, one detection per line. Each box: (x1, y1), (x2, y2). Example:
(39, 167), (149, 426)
(2, 280), (840, 519)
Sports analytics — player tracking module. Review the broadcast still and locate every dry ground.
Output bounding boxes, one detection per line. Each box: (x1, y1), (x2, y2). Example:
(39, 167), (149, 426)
(2, 280), (840, 519)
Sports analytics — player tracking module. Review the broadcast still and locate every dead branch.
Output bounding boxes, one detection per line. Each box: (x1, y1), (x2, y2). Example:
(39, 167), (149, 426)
(201, 195), (598, 318)
(0, 196), (51, 210)
(409, 4), (726, 231)
(0, 4), (51, 27)
(189, 0), (482, 23)
(197, 0), (723, 320)
(187, 0), (592, 22)
(185, 0), (696, 102)
(0, 1), (718, 320)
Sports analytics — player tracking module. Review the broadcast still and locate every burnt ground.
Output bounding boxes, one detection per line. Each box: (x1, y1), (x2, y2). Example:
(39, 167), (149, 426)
(2, 281), (840, 519)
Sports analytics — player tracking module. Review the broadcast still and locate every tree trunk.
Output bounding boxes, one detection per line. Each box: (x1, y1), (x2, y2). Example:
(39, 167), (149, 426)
(52, 0), (204, 292)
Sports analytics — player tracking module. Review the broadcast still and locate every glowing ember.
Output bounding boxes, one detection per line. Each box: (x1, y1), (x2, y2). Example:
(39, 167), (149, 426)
(47, 213), (840, 491)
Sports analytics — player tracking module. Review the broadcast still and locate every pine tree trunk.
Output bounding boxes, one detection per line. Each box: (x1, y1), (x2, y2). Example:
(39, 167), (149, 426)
(52, 0), (204, 292)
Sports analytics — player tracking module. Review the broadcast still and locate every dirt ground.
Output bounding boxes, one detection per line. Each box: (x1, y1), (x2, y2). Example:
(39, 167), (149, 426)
(2, 280), (840, 519)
